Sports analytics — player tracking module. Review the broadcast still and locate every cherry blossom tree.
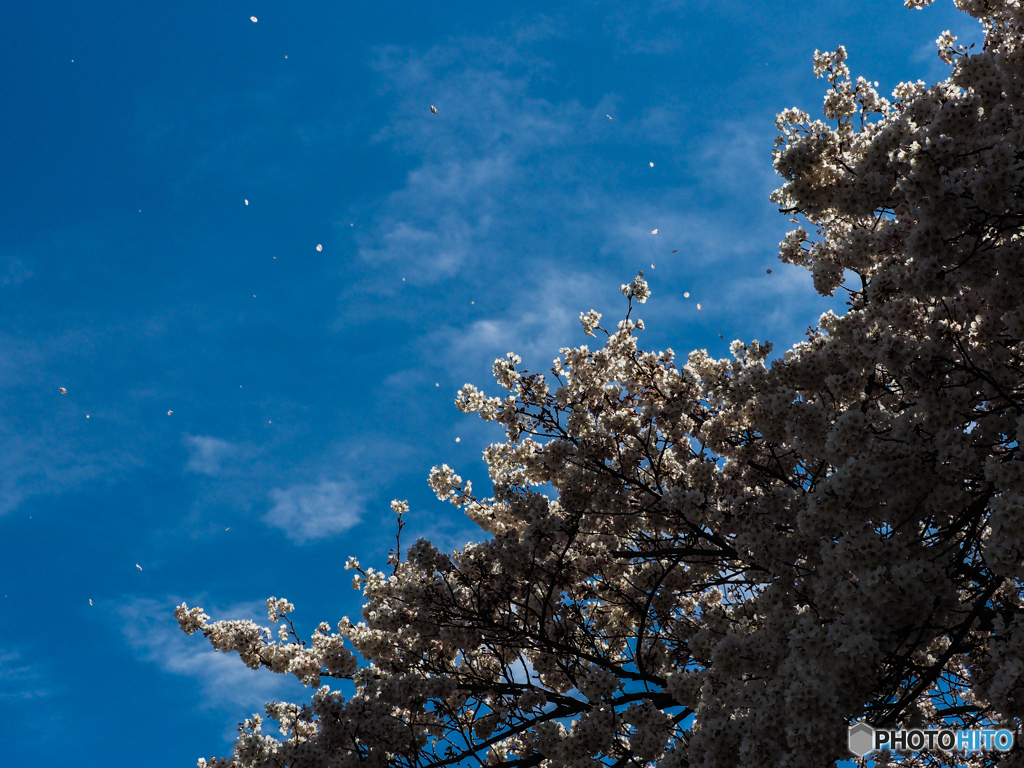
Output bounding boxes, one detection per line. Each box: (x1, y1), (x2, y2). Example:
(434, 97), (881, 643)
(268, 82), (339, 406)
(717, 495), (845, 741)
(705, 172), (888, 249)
(176, 1), (1024, 766)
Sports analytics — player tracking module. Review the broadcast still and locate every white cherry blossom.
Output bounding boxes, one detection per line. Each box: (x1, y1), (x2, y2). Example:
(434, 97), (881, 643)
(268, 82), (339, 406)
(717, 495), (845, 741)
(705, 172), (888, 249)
(177, 3), (1024, 766)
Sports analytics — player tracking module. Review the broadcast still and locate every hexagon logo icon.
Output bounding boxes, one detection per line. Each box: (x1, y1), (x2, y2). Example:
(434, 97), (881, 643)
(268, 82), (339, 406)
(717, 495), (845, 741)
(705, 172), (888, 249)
(849, 722), (875, 757)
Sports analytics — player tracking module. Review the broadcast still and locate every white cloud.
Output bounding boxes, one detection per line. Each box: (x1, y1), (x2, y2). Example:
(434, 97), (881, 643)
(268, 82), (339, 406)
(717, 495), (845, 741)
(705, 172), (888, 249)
(358, 42), (579, 283)
(345, 24), (849, 409)
(118, 598), (304, 713)
(595, 0), (698, 54)
(184, 435), (242, 477)
(264, 479), (364, 543)
(692, 122), (780, 198)
(0, 647), (51, 701)
(0, 420), (140, 516)
(431, 269), (600, 371)
(0, 256), (32, 288)
(352, 31), (763, 304)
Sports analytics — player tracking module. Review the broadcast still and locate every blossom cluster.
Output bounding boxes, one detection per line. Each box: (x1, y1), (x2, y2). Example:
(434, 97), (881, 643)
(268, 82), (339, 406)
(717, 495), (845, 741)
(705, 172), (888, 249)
(178, 3), (1024, 766)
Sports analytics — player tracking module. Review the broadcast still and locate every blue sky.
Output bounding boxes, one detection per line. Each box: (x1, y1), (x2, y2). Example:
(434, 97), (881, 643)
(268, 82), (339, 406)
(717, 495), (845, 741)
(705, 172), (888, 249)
(0, 1), (982, 763)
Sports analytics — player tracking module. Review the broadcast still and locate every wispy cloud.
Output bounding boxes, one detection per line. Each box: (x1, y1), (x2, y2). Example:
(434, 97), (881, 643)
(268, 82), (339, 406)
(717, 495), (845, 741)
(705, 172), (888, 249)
(184, 435), (246, 477)
(0, 420), (140, 516)
(354, 27), (842, 401)
(0, 256), (32, 288)
(425, 267), (607, 377)
(357, 41), (583, 284)
(0, 647), (51, 701)
(264, 479), (364, 543)
(0, 645), (59, 746)
(595, 0), (705, 54)
(353, 35), (691, 285)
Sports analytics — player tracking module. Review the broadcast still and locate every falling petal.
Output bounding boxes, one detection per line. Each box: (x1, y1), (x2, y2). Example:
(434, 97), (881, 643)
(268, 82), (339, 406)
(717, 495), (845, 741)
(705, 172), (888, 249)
(136, 564), (142, 571)
(167, 410), (173, 415)
(651, 264), (655, 268)
(250, 16), (258, 22)
(89, 599), (93, 605)
(697, 304), (703, 310)
(649, 162), (654, 167)
(316, 244), (323, 251)
(455, 437), (461, 442)
(226, 528), (230, 531)
(719, 334), (724, 339)
(244, 199), (249, 205)
(684, 292), (690, 298)
(59, 387), (67, 395)
(86, 415), (90, 418)
(651, 229), (659, 235)
(430, 105), (438, 114)
(606, 115), (613, 120)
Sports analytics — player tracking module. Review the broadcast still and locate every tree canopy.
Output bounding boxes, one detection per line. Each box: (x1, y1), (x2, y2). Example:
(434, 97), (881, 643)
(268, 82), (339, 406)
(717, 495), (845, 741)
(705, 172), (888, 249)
(177, 1), (1024, 766)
